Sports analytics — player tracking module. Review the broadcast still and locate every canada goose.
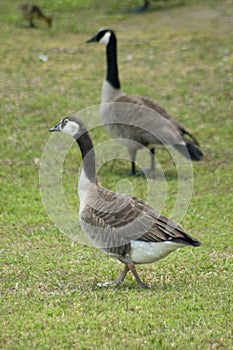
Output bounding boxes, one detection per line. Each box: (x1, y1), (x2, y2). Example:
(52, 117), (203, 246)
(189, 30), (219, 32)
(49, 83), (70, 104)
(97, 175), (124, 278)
(50, 115), (201, 288)
(86, 29), (203, 175)
(19, 3), (52, 28)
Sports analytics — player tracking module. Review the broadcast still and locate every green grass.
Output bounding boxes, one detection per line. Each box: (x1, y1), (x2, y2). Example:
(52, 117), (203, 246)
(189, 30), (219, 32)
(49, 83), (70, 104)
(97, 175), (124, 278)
(0, 0), (232, 349)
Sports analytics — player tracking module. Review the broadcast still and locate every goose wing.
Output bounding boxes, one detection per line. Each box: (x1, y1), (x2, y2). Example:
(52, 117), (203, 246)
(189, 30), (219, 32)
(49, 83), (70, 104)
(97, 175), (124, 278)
(114, 94), (200, 146)
(82, 185), (200, 247)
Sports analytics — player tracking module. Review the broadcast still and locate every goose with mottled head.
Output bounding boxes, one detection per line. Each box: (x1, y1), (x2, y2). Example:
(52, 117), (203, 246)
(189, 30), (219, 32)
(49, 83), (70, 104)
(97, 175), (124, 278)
(50, 116), (202, 288)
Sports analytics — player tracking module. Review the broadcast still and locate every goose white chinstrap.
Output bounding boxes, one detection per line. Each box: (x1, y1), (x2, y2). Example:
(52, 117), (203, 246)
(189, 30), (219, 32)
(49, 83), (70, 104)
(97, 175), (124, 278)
(50, 116), (202, 288)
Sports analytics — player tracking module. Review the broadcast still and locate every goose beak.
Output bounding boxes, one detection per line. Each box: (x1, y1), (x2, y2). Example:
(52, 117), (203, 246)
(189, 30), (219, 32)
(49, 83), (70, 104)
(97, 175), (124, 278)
(49, 121), (62, 132)
(86, 35), (98, 43)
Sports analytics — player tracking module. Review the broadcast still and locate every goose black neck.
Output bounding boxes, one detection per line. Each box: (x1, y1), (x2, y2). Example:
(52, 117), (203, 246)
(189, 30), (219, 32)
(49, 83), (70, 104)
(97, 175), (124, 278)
(76, 131), (96, 183)
(106, 34), (121, 89)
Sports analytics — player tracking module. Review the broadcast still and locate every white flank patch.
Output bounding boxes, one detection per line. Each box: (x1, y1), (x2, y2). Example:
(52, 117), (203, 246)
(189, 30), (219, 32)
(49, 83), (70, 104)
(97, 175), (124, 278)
(130, 240), (185, 264)
(99, 31), (111, 45)
(62, 120), (80, 137)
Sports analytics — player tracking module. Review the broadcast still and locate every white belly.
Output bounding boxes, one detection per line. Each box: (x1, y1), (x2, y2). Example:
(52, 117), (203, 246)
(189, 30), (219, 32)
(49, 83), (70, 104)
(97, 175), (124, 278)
(130, 241), (185, 264)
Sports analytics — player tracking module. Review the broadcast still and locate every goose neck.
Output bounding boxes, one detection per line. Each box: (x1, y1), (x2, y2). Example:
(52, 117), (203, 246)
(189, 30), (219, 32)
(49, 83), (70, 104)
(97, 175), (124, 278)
(76, 131), (96, 184)
(106, 35), (121, 89)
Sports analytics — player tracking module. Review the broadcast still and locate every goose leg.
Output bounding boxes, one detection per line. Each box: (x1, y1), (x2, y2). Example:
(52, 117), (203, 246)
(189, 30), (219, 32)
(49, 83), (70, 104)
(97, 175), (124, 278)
(129, 150), (137, 176)
(97, 263), (148, 288)
(131, 161), (136, 176)
(139, 148), (155, 175)
(113, 264), (130, 285)
(29, 18), (35, 27)
(150, 148), (155, 171)
(97, 264), (129, 287)
(128, 262), (148, 288)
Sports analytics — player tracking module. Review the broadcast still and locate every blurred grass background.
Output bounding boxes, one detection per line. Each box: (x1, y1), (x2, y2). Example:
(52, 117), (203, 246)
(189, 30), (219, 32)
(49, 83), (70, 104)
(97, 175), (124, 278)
(0, 0), (232, 349)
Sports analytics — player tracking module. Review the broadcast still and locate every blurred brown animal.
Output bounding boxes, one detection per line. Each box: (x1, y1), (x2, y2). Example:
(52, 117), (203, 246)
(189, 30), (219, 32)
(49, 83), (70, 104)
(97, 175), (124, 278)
(19, 3), (52, 28)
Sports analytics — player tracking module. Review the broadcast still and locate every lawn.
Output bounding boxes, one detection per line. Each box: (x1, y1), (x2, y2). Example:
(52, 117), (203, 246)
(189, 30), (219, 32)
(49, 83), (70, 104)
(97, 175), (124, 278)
(0, 0), (232, 349)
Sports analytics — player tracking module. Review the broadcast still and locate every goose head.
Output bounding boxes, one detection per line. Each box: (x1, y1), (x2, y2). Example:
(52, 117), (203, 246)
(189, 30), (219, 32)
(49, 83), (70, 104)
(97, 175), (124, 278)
(86, 28), (116, 46)
(49, 116), (86, 138)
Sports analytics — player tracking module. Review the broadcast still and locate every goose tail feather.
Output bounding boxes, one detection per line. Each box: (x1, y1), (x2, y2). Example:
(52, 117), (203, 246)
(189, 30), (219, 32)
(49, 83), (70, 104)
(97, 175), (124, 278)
(174, 142), (203, 161)
(174, 233), (202, 247)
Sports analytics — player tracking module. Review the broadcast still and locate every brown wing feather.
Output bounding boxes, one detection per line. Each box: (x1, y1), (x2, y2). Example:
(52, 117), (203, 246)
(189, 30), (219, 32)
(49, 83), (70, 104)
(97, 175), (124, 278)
(83, 185), (199, 246)
(114, 94), (199, 146)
